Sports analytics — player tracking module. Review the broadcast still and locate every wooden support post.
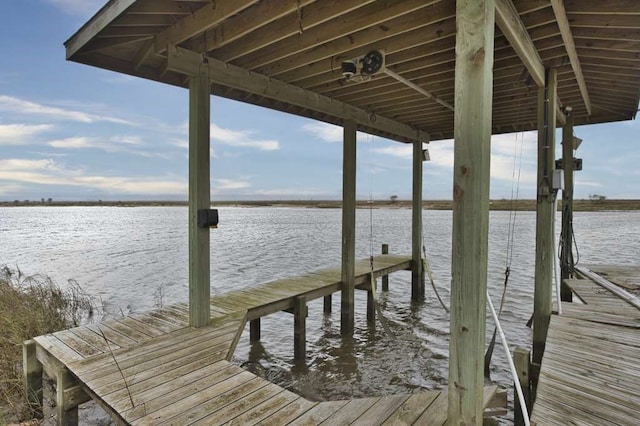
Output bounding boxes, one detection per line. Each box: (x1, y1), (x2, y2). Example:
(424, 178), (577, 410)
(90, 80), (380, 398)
(560, 110), (574, 302)
(250, 318), (261, 342)
(294, 296), (307, 361)
(23, 340), (43, 418)
(533, 68), (557, 366)
(412, 139), (425, 301)
(367, 285), (375, 323)
(56, 368), (78, 426)
(448, 1), (495, 424)
(323, 295), (332, 314)
(381, 244), (389, 291)
(514, 347), (532, 426)
(341, 119), (357, 336)
(188, 64), (211, 328)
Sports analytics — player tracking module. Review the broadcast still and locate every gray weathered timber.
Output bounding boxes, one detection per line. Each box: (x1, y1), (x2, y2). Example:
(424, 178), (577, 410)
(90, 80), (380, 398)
(560, 111), (574, 302)
(56, 368), (78, 425)
(188, 66), (211, 327)
(293, 296), (307, 361)
(341, 119), (357, 336)
(513, 347), (531, 426)
(411, 139), (425, 301)
(533, 68), (558, 365)
(448, 1), (495, 424)
(381, 244), (389, 291)
(532, 267), (640, 425)
(23, 339), (43, 417)
(27, 255), (504, 425)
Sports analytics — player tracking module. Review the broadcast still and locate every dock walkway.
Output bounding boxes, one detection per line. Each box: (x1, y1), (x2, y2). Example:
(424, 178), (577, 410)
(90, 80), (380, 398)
(26, 254), (498, 425)
(531, 265), (640, 425)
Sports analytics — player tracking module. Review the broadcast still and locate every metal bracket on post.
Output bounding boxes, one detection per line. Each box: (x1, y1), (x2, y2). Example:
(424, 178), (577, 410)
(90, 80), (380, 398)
(197, 209), (219, 229)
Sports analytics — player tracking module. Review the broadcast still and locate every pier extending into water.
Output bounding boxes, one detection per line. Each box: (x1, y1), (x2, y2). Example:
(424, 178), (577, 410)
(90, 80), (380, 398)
(24, 254), (500, 425)
(521, 265), (640, 425)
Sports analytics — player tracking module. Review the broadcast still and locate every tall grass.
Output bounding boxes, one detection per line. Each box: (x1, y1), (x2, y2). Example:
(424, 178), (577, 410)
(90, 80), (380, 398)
(0, 266), (96, 423)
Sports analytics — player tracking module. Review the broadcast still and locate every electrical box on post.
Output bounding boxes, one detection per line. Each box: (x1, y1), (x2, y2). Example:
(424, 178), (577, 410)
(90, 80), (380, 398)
(552, 169), (564, 191)
(198, 209), (219, 229)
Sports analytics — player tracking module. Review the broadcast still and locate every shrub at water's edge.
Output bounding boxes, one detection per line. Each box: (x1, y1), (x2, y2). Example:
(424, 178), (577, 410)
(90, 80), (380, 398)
(0, 266), (96, 423)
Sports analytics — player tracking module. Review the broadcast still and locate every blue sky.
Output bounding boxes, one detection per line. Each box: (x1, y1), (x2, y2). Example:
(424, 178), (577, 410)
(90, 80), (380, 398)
(1, 1), (638, 201)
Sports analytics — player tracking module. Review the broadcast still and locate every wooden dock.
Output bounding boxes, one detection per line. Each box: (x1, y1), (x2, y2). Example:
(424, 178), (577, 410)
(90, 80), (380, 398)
(530, 265), (640, 425)
(25, 254), (499, 425)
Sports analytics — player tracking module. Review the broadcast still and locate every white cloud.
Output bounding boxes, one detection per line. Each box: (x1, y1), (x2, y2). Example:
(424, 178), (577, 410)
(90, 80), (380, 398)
(301, 121), (369, 143)
(302, 122), (343, 143)
(0, 158), (186, 195)
(214, 178), (251, 191)
(210, 123), (279, 151)
(44, 0), (104, 17)
(0, 95), (132, 125)
(48, 136), (96, 149)
(0, 124), (54, 145)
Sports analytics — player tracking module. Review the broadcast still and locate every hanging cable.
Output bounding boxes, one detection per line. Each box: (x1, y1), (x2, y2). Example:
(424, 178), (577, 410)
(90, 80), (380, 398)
(421, 225), (449, 313)
(367, 134), (395, 339)
(485, 98), (524, 378)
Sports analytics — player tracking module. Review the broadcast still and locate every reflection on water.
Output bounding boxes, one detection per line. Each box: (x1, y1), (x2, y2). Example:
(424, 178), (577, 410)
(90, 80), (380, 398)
(1, 206), (639, 422)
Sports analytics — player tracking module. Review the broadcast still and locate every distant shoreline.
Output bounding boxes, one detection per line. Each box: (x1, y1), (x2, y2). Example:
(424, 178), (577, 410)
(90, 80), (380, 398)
(1, 199), (639, 211)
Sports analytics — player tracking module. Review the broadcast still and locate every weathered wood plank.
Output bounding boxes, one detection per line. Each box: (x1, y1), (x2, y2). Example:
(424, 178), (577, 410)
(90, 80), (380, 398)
(381, 392), (440, 425)
(223, 391), (301, 425)
(319, 397), (380, 425)
(288, 400), (349, 425)
(351, 395), (409, 425)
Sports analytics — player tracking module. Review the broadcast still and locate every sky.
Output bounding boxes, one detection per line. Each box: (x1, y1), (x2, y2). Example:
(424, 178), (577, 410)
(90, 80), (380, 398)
(0, 1), (638, 202)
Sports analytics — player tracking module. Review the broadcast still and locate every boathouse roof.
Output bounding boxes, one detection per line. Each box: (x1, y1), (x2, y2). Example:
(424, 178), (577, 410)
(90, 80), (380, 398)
(65, 0), (640, 142)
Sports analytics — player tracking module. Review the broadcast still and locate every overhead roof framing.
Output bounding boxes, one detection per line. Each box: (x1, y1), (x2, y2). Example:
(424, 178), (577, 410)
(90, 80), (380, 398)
(65, 0), (640, 142)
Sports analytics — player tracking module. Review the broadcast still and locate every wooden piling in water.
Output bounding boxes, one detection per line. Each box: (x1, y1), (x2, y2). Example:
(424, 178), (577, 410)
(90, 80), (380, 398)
(412, 140), (425, 301)
(323, 295), (332, 314)
(448, 0), (494, 422)
(250, 318), (261, 342)
(382, 244), (389, 291)
(560, 111), (574, 302)
(533, 68), (558, 366)
(514, 347), (532, 426)
(294, 296), (307, 361)
(341, 119), (357, 336)
(367, 284), (375, 323)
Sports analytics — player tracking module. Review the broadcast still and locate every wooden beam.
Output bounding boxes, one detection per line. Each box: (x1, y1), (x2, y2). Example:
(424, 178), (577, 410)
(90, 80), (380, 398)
(154, 0), (258, 53)
(513, 347), (532, 426)
(56, 368), (78, 425)
(249, 318), (261, 342)
(341, 119), (357, 337)
(294, 296), (307, 361)
(188, 64), (211, 328)
(448, 1), (495, 424)
(64, 0), (136, 59)
(166, 47), (428, 143)
(550, 0), (592, 115)
(495, 0), (545, 87)
(23, 340), (43, 418)
(381, 244), (389, 291)
(560, 110), (574, 302)
(412, 139), (426, 301)
(385, 69), (454, 111)
(185, 0), (317, 54)
(533, 68), (557, 366)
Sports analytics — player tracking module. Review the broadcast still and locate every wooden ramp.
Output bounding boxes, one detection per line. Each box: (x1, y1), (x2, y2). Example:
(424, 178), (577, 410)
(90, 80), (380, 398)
(531, 265), (640, 425)
(24, 254), (496, 425)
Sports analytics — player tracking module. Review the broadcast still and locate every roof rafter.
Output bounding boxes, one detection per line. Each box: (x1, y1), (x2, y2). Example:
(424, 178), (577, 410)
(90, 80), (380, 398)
(154, 0), (259, 53)
(166, 46), (429, 143)
(550, 0), (592, 115)
(495, 0), (545, 87)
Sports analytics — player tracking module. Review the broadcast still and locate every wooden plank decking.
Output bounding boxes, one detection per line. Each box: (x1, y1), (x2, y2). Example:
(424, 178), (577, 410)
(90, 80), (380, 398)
(531, 265), (640, 425)
(28, 254), (498, 425)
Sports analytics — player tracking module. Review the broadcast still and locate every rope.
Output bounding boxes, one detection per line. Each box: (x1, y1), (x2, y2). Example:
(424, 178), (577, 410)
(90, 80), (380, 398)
(485, 98), (524, 377)
(421, 240), (449, 313)
(487, 291), (531, 426)
(366, 134), (395, 339)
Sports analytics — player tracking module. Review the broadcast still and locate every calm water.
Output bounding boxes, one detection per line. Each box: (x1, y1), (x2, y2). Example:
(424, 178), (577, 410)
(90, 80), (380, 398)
(1, 206), (639, 420)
